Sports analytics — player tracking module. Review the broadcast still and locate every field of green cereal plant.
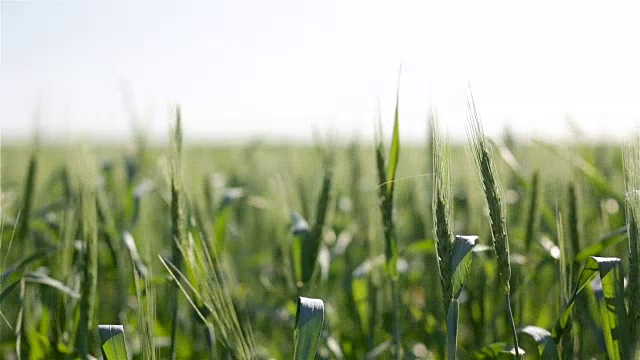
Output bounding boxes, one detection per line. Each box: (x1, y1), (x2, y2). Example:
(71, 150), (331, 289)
(0, 98), (639, 359)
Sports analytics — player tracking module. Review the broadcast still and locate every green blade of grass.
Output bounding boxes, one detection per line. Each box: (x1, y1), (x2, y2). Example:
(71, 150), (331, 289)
(96, 183), (123, 267)
(310, 152), (333, 268)
(0, 280), (19, 304)
(524, 172), (540, 252)
(98, 325), (129, 360)
(439, 235), (472, 358)
(594, 257), (628, 360)
(573, 226), (627, 262)
(293, 296), (325, 360)
(517, 326), (559, 360)
(386, 87), (400, 198)
(16, 151), (37, 244)
(450, 235), (477, 297)
(385, 91), (400, 280)
(446, 298), (459, 360)
(24, 271), (80, 299)
(122, 231), (148, 278)
(375, 88), (401, 282)
(0, 250), (50, 284)
(289, 150), (333, 288)
(551, 256), (621, 343)
(567, 183), (582, 265)
(375, 125), (387, 191)
(290, 212), (311, 285)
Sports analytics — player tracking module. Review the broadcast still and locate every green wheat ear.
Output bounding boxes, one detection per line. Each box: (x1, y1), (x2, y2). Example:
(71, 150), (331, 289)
(466, 93), (521, 358)
(431, 114), (453, 313)
(374, 72), (402, 359)
(432, 113), (478, 360)
(168, 105), (186, 360)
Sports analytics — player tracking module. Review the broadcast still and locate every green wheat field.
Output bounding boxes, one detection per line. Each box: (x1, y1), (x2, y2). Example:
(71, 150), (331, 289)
(1, 100), (639, 359)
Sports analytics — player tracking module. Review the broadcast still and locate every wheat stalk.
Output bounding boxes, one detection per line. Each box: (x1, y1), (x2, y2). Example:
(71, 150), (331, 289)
(431, 114), (454, 314)
(169, 105), (187, 360)
(466, 94), (520, 358)
(76, 149), (99, 360)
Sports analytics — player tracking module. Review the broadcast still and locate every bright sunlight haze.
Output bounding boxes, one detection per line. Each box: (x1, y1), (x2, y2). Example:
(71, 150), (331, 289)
(1, 0), (639, 143)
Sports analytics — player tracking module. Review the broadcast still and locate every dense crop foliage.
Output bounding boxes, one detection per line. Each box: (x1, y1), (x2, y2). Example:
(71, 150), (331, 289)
(0, 106), (638, 359)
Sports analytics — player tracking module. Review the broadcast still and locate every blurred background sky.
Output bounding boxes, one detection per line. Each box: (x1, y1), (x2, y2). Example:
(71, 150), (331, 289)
(1, 0), (640, 144)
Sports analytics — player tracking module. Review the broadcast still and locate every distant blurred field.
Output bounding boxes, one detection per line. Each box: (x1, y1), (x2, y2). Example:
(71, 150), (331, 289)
(0, 120), (637, 359)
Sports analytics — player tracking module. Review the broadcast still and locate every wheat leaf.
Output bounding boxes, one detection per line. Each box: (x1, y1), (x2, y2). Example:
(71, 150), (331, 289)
(518, 325), (559, 360)
(294, 296), (325, 360)
(450, 235), (477, 297)
(98, 325), (129, 360)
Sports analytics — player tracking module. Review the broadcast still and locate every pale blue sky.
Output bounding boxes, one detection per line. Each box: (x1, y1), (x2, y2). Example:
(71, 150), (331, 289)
(1, 0), (640, 143)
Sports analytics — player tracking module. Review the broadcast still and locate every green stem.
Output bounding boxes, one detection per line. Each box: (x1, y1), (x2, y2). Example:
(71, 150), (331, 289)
(207, 326), (216, 360)
(169, 292), (179, 360)
(446, 299), (459, 360)
(391, 279), (401, 360)
(505, 292), (521, 359)
(367, 277), (377, 352)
